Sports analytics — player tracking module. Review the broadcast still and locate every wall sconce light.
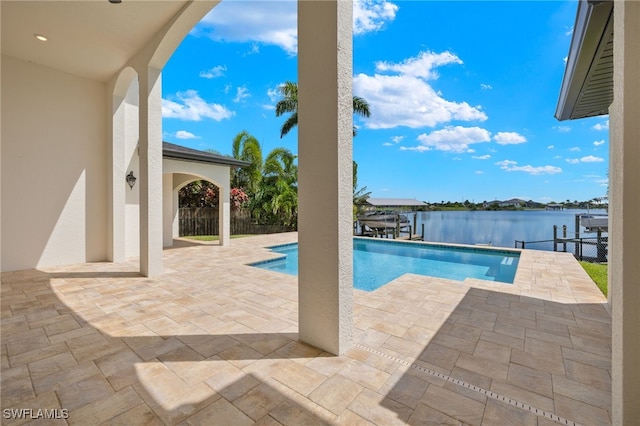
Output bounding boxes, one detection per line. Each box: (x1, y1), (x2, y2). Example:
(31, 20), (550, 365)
(126, 171), (137, 189)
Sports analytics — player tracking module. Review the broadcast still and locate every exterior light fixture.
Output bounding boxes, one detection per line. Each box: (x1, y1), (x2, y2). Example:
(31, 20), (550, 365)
(108, 0), (122, 3)
(34, 34), (48, 42)
(126, 171), (137, 189)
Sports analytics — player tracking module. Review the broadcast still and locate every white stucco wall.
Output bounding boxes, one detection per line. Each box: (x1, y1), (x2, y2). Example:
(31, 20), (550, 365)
(611, 2), (640, 422)
(1, 55), (107, 271)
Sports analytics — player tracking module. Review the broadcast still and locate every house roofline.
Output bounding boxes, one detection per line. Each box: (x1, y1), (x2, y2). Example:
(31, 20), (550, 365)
(162, 142), (250, 168)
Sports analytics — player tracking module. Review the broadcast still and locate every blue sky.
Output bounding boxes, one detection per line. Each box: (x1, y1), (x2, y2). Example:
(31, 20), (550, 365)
(162, 0), (610, 204)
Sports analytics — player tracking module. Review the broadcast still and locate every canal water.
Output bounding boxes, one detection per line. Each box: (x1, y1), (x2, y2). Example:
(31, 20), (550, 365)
(401, 209), (608, 251)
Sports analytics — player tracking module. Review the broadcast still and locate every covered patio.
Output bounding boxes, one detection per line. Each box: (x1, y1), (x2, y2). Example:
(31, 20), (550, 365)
(1, 234), (610, 425)
(2, 0), (638, 422)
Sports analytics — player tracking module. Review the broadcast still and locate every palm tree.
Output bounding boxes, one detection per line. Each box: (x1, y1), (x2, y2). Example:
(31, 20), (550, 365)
(275, 81), (371, 138)
(263, 148), (298, 226)
(249, 147), (298, 226)
(352, 161), (371, 219)
(231, 131), (263, 194)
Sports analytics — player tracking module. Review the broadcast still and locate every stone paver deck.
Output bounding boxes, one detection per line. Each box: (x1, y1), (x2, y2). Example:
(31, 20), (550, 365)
(1, 233), (611, 425)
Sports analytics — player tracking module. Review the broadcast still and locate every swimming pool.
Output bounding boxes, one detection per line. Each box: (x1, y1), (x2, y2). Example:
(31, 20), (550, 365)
(250, 238), (520, 291)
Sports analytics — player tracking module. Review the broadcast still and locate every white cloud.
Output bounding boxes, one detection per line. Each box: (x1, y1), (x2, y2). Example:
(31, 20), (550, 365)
(475, 170), (484, 174)
(354, 51), (487, 129)
(244, 43), (260, 56)
(197, 0), (398, 55)
(383, 135), (404, 147)
(480, 83), (492, 90)
(401, 126), (491, 153)
(234, 86), (250, 103)
(472, 154), (491, 160)
(494, 132), (527, 145)
(375, 50), (462, 79)
(566, 26), (574, 36)
(592, 119), (609, 130)
(197, 1), (298, 54)
(563, 56), (568, 64)
(175, 130), (199, 140)
(267, 87), (279, 102)
(566, 155), (605, 164)
(553, 125), (571, 132)
(570, 146), (581, 152)
(593, 139), (606, 146)
(496, 160), (562, 175)
(353, 0), (398, 35)
(199, 65), (227, 79)
(162, 90), (234, 121)
(547, 145), (555, 149)
(262, 104), (275, 111)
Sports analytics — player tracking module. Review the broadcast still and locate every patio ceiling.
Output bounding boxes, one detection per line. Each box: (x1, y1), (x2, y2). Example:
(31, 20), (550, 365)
(556, 0), (613, 121)
(1, 1), (193, 82)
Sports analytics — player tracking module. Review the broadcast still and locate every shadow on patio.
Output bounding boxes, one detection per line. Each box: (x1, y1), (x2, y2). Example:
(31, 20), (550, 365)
(1, 238), (612, 425)
(373, 287), (612, 425)
(1, 267), (347, 424)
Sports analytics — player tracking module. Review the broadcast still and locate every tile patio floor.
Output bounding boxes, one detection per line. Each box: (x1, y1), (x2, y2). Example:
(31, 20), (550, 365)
(1, 233), (611, 425)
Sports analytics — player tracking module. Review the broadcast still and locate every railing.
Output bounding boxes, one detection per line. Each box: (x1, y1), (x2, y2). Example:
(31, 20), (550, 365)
(515, 224), (607, 263)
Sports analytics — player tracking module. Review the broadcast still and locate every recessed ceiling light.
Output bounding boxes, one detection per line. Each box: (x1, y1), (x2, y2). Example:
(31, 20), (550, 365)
(34, 34), (48, 42)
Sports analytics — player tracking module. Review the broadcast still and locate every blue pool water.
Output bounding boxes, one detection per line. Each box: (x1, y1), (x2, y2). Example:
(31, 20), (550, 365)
(250, 238), (520, 291)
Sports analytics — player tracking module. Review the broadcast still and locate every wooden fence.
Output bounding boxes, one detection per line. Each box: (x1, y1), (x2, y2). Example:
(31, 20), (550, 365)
(179, 208), (296, 236)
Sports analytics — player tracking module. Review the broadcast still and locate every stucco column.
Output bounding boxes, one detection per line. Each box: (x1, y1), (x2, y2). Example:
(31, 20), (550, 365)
(109, 93), (126, 263)
(297, 0), (353, 355)
(219, 183), (230, 246)
(611, 1), (640, 423)
(138, 66), (163, 277)
(162, 174), (174, 247)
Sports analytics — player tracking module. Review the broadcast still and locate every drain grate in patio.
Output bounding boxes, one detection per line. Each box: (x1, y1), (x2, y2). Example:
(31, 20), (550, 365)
(354, 344), (581, 426)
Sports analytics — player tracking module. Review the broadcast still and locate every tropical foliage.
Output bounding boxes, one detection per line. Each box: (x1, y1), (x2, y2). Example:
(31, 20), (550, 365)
(178, 181), (249, 211)
(275, 81), (371, 138)
(179, 83), (372, 229)
(179, 131), (298, 227)
(249, 147), (298, 226)
(231, 130), (263, 193)
(353, 161), (371, 219)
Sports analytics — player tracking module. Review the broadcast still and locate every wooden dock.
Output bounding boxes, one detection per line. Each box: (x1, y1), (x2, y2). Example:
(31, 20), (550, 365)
(397, 234), (423, 241)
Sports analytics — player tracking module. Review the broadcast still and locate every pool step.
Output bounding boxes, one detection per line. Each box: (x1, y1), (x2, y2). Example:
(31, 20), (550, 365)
(501, 257), (514, 266)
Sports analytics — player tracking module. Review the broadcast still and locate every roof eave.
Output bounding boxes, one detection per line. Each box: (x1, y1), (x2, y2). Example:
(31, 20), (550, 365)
(555, 0), (613, 121)
(162, 142), (251, 168)
(162, 151), (250, 168)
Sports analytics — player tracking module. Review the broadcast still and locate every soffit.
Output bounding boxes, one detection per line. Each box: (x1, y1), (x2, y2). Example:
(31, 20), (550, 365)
(556, 0), (613, 121)
(1, 0), (186, 82)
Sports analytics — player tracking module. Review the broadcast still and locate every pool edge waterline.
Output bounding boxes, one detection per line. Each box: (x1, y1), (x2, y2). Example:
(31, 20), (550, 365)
(249, 238), (522, 291)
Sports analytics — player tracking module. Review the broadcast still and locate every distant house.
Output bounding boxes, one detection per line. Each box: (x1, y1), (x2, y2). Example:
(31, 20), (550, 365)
(499, 198), (525, 208)
(484, 198), (526, 208)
